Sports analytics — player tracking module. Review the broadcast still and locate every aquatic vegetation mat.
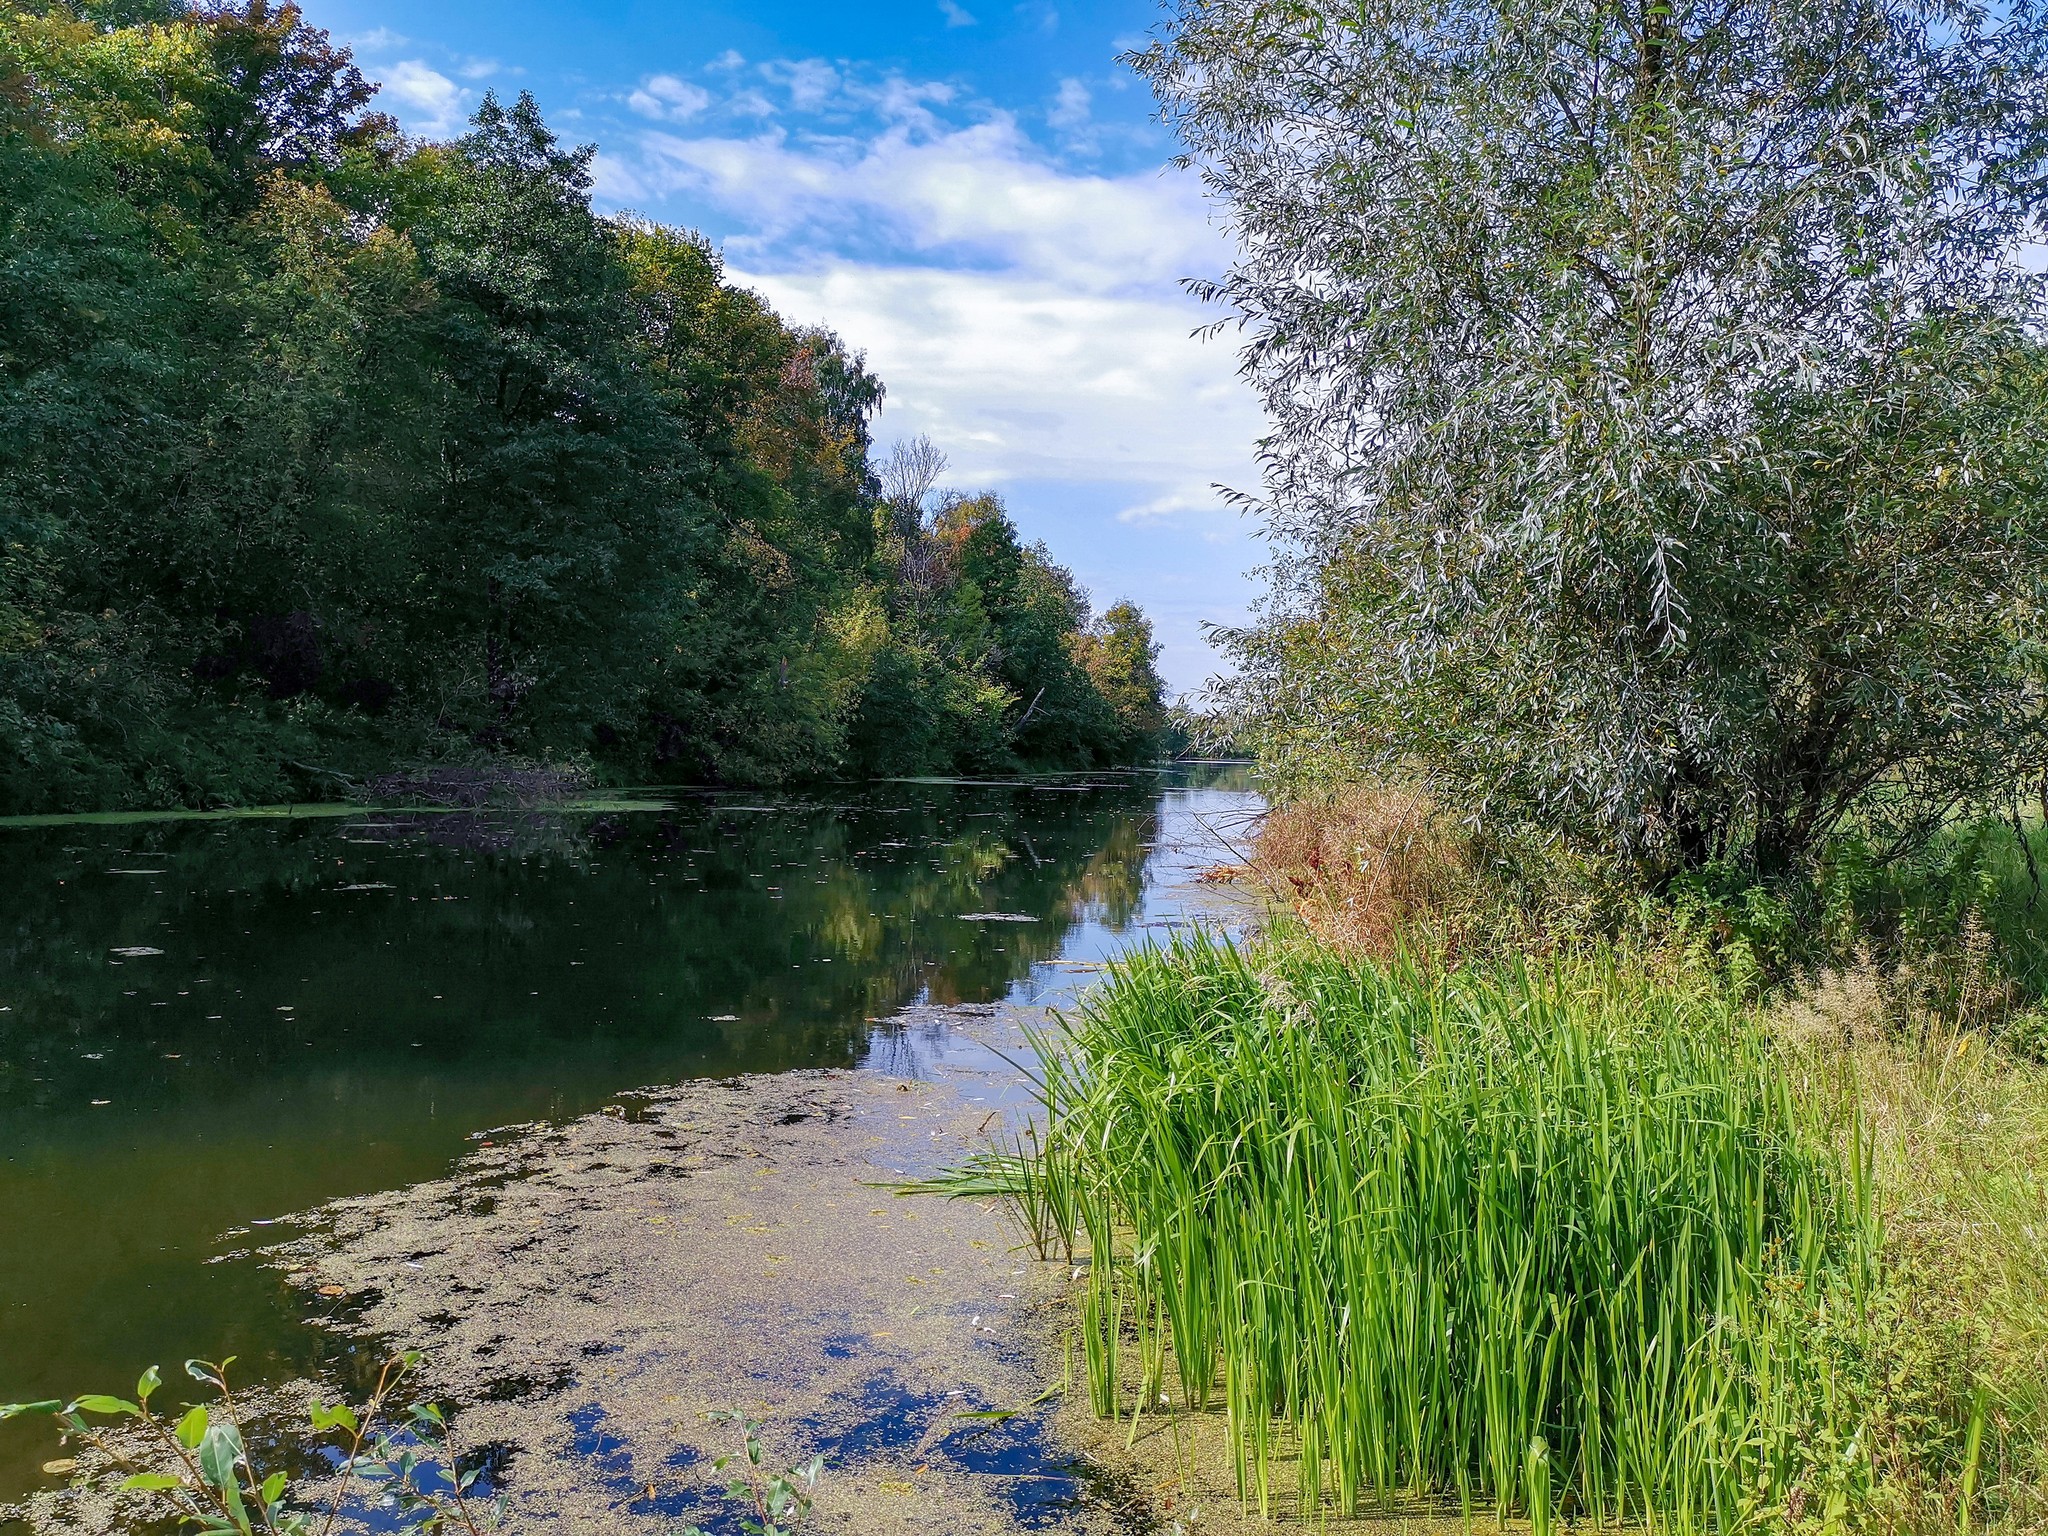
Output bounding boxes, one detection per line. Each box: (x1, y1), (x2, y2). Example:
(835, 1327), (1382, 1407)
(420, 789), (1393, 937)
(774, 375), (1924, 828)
(969, 935), (1881, 1526)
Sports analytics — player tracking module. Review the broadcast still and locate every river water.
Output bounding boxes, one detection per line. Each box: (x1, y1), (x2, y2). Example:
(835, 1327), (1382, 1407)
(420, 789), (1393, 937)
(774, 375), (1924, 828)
(0, 766), (1258, 1502)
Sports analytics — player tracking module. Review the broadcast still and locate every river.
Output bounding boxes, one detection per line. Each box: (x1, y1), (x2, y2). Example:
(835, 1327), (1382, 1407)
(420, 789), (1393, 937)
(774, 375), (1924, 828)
(0, 766), (1258, 1506)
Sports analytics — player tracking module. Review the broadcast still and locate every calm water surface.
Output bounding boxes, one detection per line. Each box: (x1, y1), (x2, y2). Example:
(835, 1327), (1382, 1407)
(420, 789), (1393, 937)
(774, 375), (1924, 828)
(0, 767), (1256, 1498)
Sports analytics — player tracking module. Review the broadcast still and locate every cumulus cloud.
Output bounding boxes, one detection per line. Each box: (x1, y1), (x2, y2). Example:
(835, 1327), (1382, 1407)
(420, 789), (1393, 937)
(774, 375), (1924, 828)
(381, 60), (473, 138)
(627, 73), (711, 122)
(761, 58), (842, 112)
(938, 0), (977, 24)
(739, 264), (1256, 494)
(626, 115), (1219, 294)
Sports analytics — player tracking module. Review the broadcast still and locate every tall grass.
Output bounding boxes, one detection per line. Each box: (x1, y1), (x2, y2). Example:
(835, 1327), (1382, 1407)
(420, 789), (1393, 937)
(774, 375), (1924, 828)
(986, 934), (1881, 1526)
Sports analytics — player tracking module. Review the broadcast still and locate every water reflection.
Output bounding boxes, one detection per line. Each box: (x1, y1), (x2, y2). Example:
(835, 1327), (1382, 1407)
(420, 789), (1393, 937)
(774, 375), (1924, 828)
(0, 766), (1254, 1500)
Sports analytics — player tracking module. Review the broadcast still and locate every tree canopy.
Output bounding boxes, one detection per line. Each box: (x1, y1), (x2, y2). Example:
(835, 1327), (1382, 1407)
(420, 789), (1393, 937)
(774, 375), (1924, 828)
(0, 1), (1169, 813)
(1155, 0), (2048, 877)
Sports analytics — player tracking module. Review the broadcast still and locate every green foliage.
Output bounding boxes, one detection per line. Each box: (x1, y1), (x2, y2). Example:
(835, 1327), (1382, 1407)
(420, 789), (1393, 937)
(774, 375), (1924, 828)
(683, 1410), (825, 1536)
(1156, 0), (2048, 879)
(0, 2), (1165, 811)
(1671, 820), (2048, 1028)
(960, 933), (1885, 1525)
(2, 1352), (501, 1534)
(849, 490), (1170, 775)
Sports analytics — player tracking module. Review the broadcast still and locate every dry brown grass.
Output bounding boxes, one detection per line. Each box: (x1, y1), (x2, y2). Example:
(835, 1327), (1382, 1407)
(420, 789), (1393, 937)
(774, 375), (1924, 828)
(1250, 785), (1482, 961)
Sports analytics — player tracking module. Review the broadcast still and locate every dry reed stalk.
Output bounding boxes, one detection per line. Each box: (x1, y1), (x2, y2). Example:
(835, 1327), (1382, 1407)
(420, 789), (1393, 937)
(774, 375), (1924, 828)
(1251, 786), (1477, 961)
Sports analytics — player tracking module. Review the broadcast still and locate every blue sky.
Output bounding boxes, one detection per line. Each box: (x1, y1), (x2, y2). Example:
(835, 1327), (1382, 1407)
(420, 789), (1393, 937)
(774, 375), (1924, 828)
(307, 0), (1265, 695)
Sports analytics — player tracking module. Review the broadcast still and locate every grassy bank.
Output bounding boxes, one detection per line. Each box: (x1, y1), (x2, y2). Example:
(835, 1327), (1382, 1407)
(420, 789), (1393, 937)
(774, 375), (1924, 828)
(952, 796), (2048, 1531)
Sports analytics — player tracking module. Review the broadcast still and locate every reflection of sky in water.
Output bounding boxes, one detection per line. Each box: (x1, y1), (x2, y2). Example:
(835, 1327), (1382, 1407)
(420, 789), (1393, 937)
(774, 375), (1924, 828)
(856, 781), (1263, 1084)
(1008, 782), (1262, 1010)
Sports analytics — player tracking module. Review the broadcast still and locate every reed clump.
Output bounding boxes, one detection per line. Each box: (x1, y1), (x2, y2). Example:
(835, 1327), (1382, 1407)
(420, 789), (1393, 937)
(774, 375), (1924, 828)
(989, 933), (1881, 1527)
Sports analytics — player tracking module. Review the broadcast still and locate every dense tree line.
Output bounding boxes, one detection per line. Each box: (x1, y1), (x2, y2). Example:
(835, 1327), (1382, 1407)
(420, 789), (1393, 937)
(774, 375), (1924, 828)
(0, 0), (1168, 814)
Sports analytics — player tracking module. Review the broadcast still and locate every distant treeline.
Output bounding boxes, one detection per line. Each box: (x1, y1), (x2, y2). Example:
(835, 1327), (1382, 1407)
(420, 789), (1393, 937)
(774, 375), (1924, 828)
(0, 1), (1169, 815)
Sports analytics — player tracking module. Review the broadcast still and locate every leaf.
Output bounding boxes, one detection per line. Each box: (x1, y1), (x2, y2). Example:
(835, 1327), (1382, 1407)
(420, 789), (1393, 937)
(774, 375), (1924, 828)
(176, 1405), (209, 1448)
(260, 1471), (288, 1504)
(197, 1422), (246, 1490)
(309, 1402), (357, 1435)
(70, 1395), (141, 1416)
(122, 1473), (186, 1492)
(0, 1401), (62, 1421)
(137, 1365), (162, 1404)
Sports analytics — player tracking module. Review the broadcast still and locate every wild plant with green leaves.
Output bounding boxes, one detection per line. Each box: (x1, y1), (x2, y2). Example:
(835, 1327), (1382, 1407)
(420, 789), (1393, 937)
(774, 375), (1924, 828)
(683, 1409), (826, 1536)
(0, 1354), (500, 1535)
(971, 934), (1884, 1525)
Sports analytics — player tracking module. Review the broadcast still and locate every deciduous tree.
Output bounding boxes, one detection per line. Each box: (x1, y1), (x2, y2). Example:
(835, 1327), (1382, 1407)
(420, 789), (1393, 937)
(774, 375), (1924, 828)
(1152, 0), (2048, 875)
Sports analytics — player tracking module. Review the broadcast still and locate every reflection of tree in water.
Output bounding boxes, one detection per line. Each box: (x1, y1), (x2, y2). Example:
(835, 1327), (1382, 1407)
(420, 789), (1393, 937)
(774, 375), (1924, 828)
(856, 1013), (973, 1082)
(0, 781), (1165, 1118)
(1067, 812), (1152, 928)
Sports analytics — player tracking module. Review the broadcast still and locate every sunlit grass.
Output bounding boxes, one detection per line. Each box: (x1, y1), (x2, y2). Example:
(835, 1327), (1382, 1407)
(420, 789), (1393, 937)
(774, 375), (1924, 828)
(970, 933), (1880, 1526)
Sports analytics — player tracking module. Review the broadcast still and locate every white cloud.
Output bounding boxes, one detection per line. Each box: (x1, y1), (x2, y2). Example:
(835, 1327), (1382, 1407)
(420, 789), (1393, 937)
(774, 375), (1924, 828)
(738, 265), (1256, 498)
(628, 115), (1219, 294)
(1118, 489), (1238, 526)
(1047, 77), (1090, 131)
(345, 26), (407, 52)
(870, 75), (955, 125)
(627, 73), (711, 122)
(938, 0), (977, 24)
(381, 61), (472, 138)
(761, 58), (841, 112)
(455, 56), (501, 81)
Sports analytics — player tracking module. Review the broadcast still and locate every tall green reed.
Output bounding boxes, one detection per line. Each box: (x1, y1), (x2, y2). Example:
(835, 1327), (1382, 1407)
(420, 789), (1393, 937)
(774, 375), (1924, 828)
(987, 933), (1879, 1525)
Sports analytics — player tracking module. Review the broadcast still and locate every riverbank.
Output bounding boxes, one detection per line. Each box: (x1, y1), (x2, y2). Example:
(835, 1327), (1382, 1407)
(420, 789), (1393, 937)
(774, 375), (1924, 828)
(962, 791), (2048, 1536)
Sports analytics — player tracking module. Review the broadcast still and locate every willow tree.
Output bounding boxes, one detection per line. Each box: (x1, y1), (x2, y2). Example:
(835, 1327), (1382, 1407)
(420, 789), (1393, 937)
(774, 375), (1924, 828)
(1151, 0), (2048, 876)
